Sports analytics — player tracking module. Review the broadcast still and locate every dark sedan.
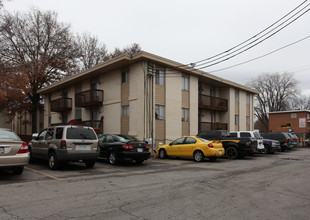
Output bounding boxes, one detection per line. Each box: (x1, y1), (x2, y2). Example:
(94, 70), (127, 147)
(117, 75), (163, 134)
(97, 134), (151, 165)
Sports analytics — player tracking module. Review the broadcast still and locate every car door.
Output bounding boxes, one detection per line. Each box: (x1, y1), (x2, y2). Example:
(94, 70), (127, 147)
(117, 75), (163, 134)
(166, 137), (186, 157)
(31, 129), (48, 159)
(99, 135), (115, 158)
(181, 137), (197, 157)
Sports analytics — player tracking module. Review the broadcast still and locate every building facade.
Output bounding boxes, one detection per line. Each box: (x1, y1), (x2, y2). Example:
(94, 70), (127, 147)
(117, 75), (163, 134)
(38, 52), (258, 149)
(269, 110), (310, 139)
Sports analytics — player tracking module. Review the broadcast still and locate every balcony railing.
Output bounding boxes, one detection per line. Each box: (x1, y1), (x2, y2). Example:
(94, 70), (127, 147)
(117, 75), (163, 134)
(199, 122), (228, 132)
(75, 89), (103, 107)
(51, 98), (72, 112)
(199, 94), (228, 111)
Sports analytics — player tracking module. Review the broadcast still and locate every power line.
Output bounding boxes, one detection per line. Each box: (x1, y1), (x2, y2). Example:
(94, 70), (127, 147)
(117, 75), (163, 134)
(206, 34), (310, 73)
(179, 0), (309, 69)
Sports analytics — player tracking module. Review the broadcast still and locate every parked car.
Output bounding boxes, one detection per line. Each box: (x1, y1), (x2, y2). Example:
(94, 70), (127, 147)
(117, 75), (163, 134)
(287, 133), (299, 148)
(156, 136), (224, 162)
(0, 128), (29, 174)
(28, 125), (99, 170)
(97, 134), (151, 165)
(197, 130), (255, 159)
(261, 132), (293, 151)
(263, 139), (281, 154)
(229, 130), (265, 153)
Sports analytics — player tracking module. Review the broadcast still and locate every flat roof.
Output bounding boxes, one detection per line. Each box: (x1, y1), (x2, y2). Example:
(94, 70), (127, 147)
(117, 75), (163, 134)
(38, 51), (259, 95)
(269, 110), (310, 114)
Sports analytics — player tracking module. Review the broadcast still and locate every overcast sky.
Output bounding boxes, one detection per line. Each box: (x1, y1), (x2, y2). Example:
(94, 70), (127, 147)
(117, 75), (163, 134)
(3, 0), (310, 95)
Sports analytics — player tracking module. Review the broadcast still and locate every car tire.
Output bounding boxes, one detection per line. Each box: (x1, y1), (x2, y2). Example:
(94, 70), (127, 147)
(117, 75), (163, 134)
(158, 149), (167, 159)
(226, 146), (238, 159)
(108, 151), (118, 165)
(12, 166), (24, 175)
(209, 157), (217, 162)
(135, 159), (144, 164)
(305, 142), (309, 147)
(48, 152), (60, 170)
(85, 160), (96, 168)
(194, 150), (204, 162)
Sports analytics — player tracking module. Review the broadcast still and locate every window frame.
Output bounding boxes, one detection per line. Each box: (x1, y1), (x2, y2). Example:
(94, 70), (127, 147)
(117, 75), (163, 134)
(121, 71), (130, 83)
(155, 105), (165, 120)
(182, 108), (189, 122)
(122, 105), (130, 117)
(155, 70), (165, 86)
(182, 76), (189, 91)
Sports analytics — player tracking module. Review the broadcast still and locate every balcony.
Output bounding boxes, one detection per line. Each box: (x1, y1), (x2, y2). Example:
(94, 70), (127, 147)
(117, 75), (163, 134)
(199, 94), (228, 111)
(51, 98), (72, 112)
(75, 89), (103, 107)
(199, 122), (228, 132)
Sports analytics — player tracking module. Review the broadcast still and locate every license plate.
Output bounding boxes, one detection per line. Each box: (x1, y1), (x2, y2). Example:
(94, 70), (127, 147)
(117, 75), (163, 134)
(0, 147), (4, 154)
(77, 145), (88, 150)
(219, 150), (222, 154)
(137, 148), (143, 152)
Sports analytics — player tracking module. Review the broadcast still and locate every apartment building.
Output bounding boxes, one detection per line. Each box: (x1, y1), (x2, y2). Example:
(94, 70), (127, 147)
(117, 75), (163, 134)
(38, 51), (258, 149)
(269, 110), (310, 138)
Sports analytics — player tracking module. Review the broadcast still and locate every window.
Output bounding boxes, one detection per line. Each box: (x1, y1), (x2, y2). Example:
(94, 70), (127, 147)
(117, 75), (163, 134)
(155, 70), (165, 86)
(46, 129), (54, 140)
(122, 106), (130, 117)
(37, 130), (47, 140)
(155, 105), (165, 120)
(75, 108), (82, 119)
(182, 108), (189, 122)
(246, 93), (250, 104)
(184, 137), (196, 144)
(229, 132), (237, 137)
(246, 116), (250, 126)
(210, 88), (216, 97)
(211, 111), (216, 123)
(171, 137), (186, 145)
(240, 132), (251, 138)
(122, 71), (129, 83)
(56, 128), (63, 139)
(291, 113), (297, 118)
(235, 114), (239, 125)
(307, 113), (310, 119)
(182, 76), (189, 91)
(235, 90), (239, 102)
(90, 111), (99, 120)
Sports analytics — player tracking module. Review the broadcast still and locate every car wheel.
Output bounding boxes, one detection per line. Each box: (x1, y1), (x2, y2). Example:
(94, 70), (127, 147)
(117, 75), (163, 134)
(48, 152), (60, 170)
(135, 159), (144, 164)
(194, 150), (204, 162)
(85, 160), (96, 168)
(209, 157), (217, 162)
(12, 166), (24, 175)
(158, 149), (167, 159)
(108, 151), (118, 165)
(305, 142), (309, 147)
(226, 146), (238, 159)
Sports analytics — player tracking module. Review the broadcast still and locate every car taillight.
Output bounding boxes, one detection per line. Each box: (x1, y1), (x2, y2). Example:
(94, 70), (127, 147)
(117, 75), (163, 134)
(17, 142), (28, 154)
(208, 143), (214, 148)
(145, 145), (150, 150)
(284, 140), (288, 143)
(122, 145), (134, 150)
(292, 138), (297, 140)
(60, 140), (67, 149)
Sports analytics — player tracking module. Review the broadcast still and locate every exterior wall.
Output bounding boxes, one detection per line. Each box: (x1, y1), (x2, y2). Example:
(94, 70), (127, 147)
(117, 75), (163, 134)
(189, 75), (198, 136)
(239, 90), (247, 131)
(228, 88), (235, 131)
(269, 111), (310, 134)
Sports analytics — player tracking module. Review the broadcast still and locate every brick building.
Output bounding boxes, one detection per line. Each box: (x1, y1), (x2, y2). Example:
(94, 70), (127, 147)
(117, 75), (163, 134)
(269, 110), (310, 139)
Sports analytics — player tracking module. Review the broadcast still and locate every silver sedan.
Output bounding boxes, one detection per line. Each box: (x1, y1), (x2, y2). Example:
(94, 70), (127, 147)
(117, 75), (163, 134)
(0, 128), (30, 174)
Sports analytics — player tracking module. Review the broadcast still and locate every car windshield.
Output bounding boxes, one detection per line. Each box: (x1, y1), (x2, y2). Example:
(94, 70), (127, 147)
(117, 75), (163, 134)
(0, 130), (20, 140)
(117, 135), (140, 143)
(254, 131), (263, 139)
(66, 128), (97, 140)
(197, 137), (210, 142)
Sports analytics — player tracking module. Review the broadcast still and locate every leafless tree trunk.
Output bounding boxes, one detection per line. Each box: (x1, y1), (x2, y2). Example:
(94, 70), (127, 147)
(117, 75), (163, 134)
(247, 72), (300, 131)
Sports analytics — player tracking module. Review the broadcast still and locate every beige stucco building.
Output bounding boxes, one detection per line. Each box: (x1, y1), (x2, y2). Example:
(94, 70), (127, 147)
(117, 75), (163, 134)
(38, 51), (258, 149)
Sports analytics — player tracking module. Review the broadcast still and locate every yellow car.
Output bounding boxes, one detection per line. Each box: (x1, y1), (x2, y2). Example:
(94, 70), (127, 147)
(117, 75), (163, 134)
(156, 136), (225, 162)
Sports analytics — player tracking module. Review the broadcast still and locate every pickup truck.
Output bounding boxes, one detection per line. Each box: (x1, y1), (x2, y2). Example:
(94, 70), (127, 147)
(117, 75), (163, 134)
(197, 130), (255, 159)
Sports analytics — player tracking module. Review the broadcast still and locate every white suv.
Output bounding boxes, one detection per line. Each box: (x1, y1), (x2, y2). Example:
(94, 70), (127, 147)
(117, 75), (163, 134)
(29, 125), (99, 169)
(229, 131), (265, 153)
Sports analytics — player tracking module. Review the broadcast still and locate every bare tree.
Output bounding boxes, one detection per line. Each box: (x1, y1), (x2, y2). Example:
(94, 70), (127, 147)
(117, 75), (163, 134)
(76, 33), (108, 71)
(107, 43), (142, 60)
(290, 95), (310, 110)
(247, 72), (300, 131)
(0, 8), (79, 133)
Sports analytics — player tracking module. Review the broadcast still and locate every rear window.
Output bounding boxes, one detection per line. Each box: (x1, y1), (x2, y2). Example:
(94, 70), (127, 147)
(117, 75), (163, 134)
(197, 137), (210, 142)
(229, 133), (237, 137)
(0, 130), (20, 140)
(254, 131), (263, 139)
(240, 132), (251, 138)
(117, 135), (140, 143)
(66, 128), (97, 140)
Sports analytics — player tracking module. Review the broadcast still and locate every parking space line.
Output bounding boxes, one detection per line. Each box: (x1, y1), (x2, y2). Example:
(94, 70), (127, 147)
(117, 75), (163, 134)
(95, 163), (131, 172)
(25, 167), (63, 181)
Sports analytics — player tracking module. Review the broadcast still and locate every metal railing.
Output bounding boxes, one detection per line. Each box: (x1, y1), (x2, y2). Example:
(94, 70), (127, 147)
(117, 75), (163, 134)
(75, 89), (103, 107)
(198, 94), (228, 111)
(51, 98), (72, 112)
(199, 122), (228, 132)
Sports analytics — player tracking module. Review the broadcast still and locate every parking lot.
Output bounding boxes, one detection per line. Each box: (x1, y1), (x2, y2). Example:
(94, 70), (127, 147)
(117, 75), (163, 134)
(1, 148), (310, 219)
